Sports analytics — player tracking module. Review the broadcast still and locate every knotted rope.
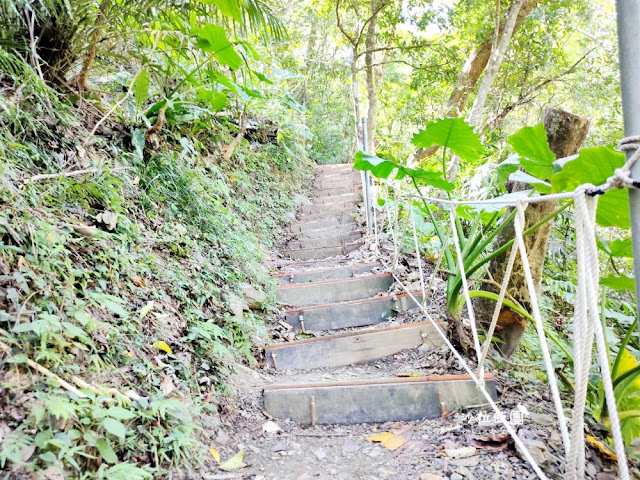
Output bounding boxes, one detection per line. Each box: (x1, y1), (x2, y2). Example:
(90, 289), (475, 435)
(367, 136), (640, 479)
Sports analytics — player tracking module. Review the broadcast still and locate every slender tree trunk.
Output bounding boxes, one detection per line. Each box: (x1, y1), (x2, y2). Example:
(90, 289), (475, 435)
(413, 0), (537, 163)
(477, 107), (590, 357)
(222, 112), (249, 163)
(466, 0), (524, 127)
(365, 0), (378, 153)
(350, 46), (363, 149)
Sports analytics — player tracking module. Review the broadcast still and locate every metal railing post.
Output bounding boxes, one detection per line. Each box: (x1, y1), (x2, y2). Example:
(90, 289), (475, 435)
(361, 117), (373, 234)
(616, 0), (640, 337)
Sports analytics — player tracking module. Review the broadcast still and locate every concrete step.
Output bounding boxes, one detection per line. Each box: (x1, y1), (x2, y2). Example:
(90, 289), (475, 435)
(265, 320), (444, 370)
(313, 185), (360, 197)
(263, 373), (495, 425)
(276, 273), (393, 306)
(280, 242), (363, 261)
(297, 207), (357, 222)
(291, 223), (361, 239)
(272, 262), (380, 285)
(287, 232), (363, 250)
(290, 216), (357, 233)
(311, 192), (362, 205)
(284, 291), (425, 331)
(300, 201), (359, 215)
(315, 163), (354, 172)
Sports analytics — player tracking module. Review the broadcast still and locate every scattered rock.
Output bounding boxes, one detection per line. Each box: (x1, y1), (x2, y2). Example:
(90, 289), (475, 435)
(262, 421), (282, 434)
(226, 292), (247, 318)
(313, 448), (327, 460)
(516, 437), (553, 466)
(239, 282), (266, 310)
(271, 441), (287, 452)
(342, 438), (361, 453)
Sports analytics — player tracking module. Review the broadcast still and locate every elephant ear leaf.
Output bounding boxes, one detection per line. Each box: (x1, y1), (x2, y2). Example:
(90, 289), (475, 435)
(353, 151), (453, 191)
(411, 117), (483, 162)
(508, 123), (556, 180)
(551, 146), (629, 228)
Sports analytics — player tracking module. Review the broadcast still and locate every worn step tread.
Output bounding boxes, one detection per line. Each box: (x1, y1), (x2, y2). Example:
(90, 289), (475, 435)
(276, 272), (393, 306)
(287, 232), (363, 250)
(284, 291), (424, 331)
(280, 242), (363, 261)
(290, 223), (362, 240)
(263, 373), (495, 425)
(273, 262), (380, 285)
(265, 320), (444, 370)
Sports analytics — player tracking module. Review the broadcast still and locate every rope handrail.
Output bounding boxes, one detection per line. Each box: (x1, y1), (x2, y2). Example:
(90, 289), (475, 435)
(365, 136), (640, 479)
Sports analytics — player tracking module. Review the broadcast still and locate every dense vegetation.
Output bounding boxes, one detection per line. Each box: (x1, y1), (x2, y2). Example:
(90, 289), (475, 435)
(0, 0), (636, 477)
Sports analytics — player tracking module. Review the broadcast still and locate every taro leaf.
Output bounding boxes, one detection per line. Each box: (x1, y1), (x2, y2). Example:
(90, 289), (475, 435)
(551, 147), (629, 228)
(96, 438), (118, 464)
(508, 170), (551, 193)
(103, 418), (127, 440)
(353, 151), (453, 191)
(134, 68), (150, 107)
(610, 238), (634, 258)
(496, 154), (520, 185)
(197, 25), (242, 71)
(600, 274), (636, 292)
(508, 124), (556, 180)
(411, 117), (483, 162)
(551, 146), (626, 192)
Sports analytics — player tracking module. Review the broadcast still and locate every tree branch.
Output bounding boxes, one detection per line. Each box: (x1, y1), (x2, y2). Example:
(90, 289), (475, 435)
(335, 0), (357, 47)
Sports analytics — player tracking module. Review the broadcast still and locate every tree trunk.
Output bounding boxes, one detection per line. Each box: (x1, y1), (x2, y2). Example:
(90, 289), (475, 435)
(365, 0), (378, 153)
(413, 0), (537, 163)
(350, 46), (364, 149)
(477, 107), (590, 357)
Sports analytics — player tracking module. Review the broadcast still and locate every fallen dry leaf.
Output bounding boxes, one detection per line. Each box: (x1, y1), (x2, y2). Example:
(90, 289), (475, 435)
(219, 450), (245, 471)
(444, 446), (477, 459)
(366, 425), (413, 451)
(586, 434), (617, 461)
(151, 340), (172, 354)
(209, 447), (220, 463)
(471, 432), (511, 451)
(160, 375), (175, 395)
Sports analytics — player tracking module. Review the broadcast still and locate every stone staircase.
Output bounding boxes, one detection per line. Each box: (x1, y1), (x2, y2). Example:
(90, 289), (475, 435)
(264, 163), (495, 425)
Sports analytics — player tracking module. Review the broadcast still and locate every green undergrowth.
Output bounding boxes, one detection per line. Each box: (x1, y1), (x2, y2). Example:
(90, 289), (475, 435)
(0, 66), (312, 478)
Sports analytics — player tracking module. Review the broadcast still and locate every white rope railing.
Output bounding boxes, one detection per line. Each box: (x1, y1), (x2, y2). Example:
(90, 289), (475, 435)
(364, 137), (640, 479)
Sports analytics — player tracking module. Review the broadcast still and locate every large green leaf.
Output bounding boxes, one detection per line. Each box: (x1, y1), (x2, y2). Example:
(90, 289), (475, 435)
(551, 146), (626, 192)
(134, 68), (150, 107)
(103, 418), (127, 440)
(353, 151), (453, 191)
(551, 146), (629, 228)
(96, 438), (118, 464)
(508, 124), (556, 180)
(197, 25), (242, 71)
(600, 274), (636, 292)
(411, 117), (483, 162)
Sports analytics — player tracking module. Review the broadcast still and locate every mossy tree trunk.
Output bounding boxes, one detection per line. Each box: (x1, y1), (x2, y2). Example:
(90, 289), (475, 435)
(476, 107), (590, 356)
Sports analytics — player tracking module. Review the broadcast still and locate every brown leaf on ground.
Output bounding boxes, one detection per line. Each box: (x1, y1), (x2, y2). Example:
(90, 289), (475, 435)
(471, 432), (511, 451)
(160, 375), (175, 395)
(366, 425), (414, 451)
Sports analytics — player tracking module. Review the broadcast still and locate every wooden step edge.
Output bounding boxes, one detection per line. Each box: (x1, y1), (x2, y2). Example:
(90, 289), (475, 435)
(290, 217), (358, 228)
(264, 319), (444, 349)
(263, 372), (493, 391)
(284, 290), (423, 314)
(280, 241), (364, 255)
(275, 272), (391, 290)
(289, 226), (365, 240)
(271, 261), (380, 278)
